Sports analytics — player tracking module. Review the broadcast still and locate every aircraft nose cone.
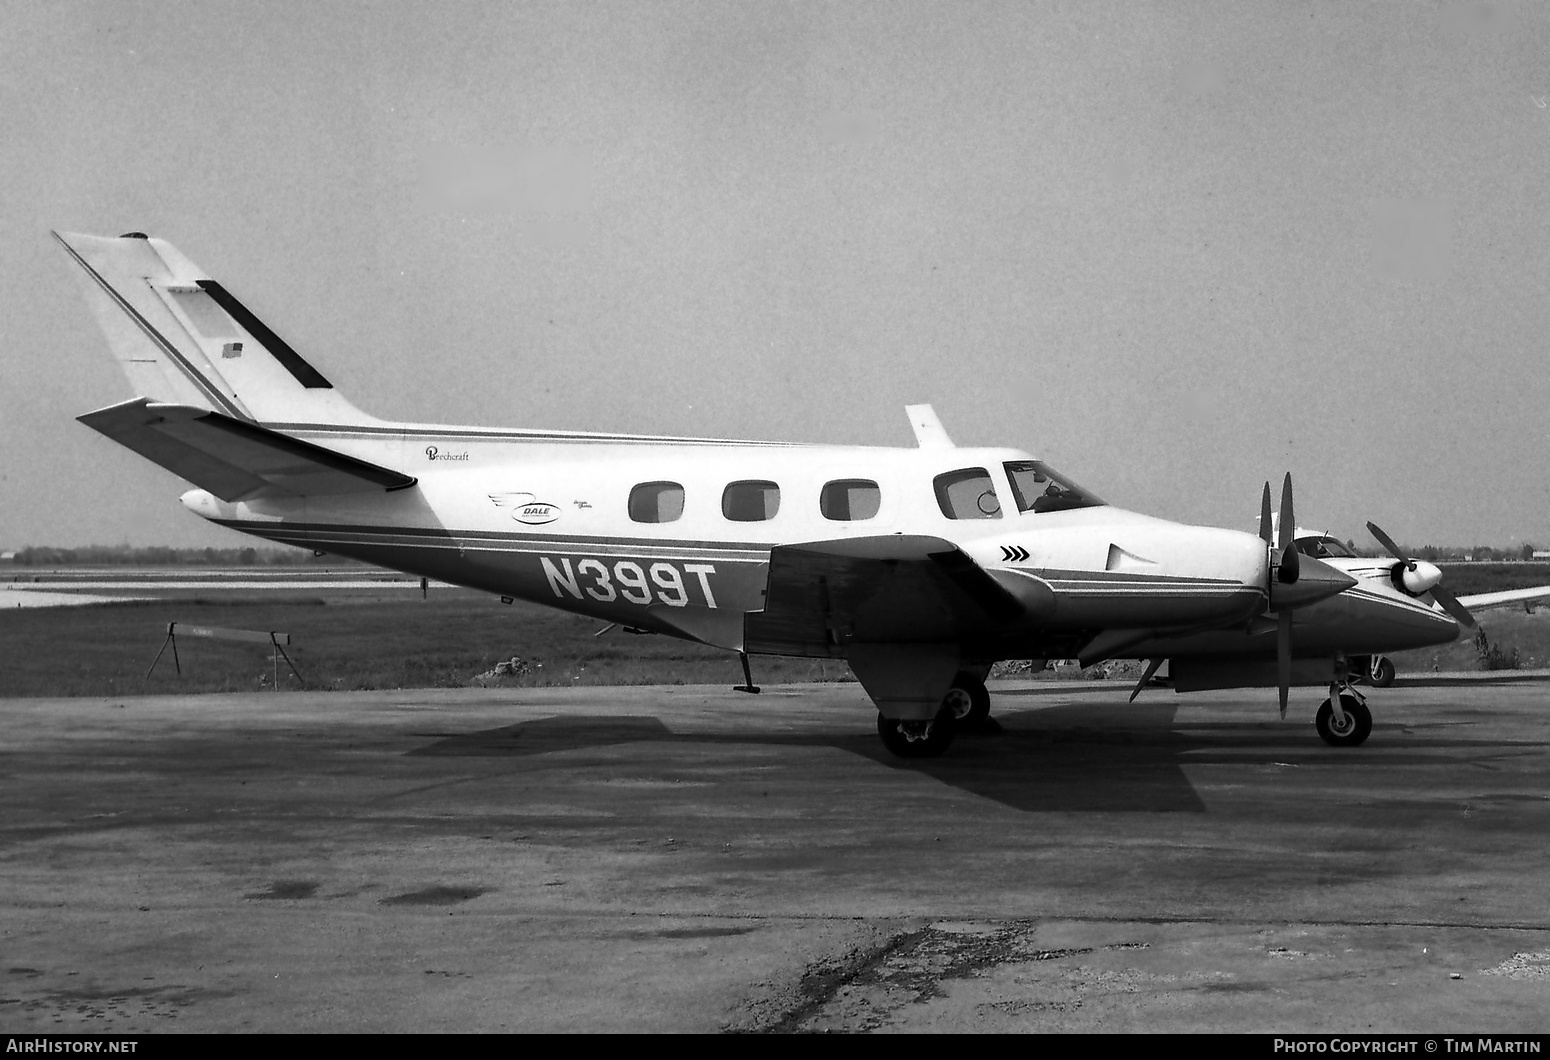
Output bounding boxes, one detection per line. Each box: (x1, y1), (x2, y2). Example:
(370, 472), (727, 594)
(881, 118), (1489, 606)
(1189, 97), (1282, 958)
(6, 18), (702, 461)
(1269, 554), (1358, 610)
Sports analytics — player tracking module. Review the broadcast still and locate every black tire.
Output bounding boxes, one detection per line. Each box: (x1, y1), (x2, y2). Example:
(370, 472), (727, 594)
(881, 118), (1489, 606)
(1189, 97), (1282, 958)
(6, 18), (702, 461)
(1315, 695), (1372, 747)
(1368, 656), (1396, 688)
(877, 707), (957, 758)
(943, 672), (991, 728)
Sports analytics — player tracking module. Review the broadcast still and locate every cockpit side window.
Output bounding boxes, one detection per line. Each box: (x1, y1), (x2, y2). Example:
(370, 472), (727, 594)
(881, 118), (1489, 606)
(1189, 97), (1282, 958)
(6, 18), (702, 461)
(934, 468), (1002, 519)
(1301, 536), (1354, 559)
(1004, 460), (1105, 515)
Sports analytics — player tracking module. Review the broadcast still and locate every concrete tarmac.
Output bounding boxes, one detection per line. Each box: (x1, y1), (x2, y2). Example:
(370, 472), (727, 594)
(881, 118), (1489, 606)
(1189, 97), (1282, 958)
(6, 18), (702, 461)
(2, 679), (1549, 1033)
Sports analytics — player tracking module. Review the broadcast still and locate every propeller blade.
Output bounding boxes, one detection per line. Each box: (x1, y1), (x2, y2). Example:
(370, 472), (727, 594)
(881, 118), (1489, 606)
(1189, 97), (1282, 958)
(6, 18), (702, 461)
(1369, 520), (1471, 625)
(1277, 610), (1292, 719)
(1430, 583), (1478, 629)
(1365, 521), (1412, 566)
(1277, 473), (1295, 551)
(1259, 483), (1273, 544)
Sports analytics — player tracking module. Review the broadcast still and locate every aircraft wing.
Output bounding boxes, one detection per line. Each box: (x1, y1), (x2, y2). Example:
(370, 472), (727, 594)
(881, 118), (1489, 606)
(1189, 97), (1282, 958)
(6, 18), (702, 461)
(744, 535), (1027, 656)
(1457, 586), (1550, 613)
(78, 397), (417, 501)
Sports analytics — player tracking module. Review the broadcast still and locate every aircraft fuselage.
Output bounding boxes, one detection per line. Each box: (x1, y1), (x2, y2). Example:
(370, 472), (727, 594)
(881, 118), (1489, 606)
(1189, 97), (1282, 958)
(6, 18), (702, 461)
(171, 425), (1439, 666)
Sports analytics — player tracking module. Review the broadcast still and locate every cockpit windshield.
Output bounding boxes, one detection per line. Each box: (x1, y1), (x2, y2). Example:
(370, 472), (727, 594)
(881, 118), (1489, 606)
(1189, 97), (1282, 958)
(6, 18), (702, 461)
(1296, 535), (1355, 559)
(1003, 460), (1106, 515)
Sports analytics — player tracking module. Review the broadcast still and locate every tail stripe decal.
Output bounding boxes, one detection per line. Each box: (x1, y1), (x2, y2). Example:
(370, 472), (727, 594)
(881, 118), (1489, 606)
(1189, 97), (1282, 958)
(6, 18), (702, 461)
(53, 233), (246, 419)
(196, 280), (332, 389)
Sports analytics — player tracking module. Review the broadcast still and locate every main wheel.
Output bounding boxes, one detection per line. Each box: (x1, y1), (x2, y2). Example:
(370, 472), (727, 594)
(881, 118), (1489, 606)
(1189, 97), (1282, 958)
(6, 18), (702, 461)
(942, 672), (991, 728)
(877, 707), (957, 758)
(1368, 656), (1396, 688)
(1315, 694), (1372, 747)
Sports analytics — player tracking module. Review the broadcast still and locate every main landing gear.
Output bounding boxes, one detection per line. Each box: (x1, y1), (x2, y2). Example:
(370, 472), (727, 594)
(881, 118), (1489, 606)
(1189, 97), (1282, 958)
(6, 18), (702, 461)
(941, 671), (991, 728)
(877, 672), (992, 758)
(877, 707), (956, 758)
(1315, 683), (1373, 747)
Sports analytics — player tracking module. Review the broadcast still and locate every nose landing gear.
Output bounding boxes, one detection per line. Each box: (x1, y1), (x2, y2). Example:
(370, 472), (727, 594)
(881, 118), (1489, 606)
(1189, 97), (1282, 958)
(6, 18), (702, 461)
(1315, 682), (1372, 747)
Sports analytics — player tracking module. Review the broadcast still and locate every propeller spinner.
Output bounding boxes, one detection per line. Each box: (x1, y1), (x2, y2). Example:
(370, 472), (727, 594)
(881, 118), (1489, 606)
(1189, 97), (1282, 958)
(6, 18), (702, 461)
(1365, 521), (1476, 629)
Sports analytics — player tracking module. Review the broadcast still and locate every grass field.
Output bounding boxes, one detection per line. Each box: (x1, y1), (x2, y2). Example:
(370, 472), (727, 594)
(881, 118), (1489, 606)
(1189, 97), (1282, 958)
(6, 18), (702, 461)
(6, 563), (1550, 698)
(1436, 563), (1550, 596)
(0, 588), (842, 698)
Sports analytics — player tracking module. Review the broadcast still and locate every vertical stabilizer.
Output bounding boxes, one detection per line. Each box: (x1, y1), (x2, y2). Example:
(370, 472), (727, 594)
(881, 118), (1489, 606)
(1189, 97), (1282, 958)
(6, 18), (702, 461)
(56, 231), (377, 426)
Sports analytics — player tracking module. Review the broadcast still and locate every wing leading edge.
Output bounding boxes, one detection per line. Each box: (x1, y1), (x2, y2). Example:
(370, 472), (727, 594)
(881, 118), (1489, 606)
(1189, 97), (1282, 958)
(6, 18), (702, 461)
(1456, 586), (1550, 612)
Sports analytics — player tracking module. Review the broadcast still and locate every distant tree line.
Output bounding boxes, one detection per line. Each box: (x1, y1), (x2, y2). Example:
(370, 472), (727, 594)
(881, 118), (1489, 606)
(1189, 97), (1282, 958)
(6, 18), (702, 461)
(1346, 542), (1542, 562)
(1416, 544), (1540, 562)
(6, 545), (364, 567)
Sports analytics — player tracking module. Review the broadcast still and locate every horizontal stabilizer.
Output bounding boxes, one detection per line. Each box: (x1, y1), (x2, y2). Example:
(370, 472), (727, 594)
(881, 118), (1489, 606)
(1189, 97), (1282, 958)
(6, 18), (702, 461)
(78, 398), (416, 501)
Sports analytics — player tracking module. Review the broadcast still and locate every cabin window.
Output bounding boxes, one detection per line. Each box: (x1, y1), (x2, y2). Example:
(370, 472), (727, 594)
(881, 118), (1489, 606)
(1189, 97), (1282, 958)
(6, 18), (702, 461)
(628, 481), (685, 523)
(820, 479), (881, 521)
(722, 480), (781, 521)
(934, 468), (1001, 519)
(1003, 460), (1105, 514)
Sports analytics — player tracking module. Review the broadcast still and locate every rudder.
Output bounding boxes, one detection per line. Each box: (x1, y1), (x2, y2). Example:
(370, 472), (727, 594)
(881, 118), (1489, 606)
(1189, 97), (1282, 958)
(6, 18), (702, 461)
(56, 230), (376, 426)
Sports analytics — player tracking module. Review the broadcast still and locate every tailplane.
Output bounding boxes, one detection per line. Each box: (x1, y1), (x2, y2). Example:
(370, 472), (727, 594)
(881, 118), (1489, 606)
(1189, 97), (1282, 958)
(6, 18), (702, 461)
(55, 231), (376, 426)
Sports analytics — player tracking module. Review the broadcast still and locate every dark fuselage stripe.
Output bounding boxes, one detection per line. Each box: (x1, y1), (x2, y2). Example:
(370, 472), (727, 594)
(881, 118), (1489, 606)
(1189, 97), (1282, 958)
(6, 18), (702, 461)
(214, 519), (1256, 598)
(214, 519), (777, 552)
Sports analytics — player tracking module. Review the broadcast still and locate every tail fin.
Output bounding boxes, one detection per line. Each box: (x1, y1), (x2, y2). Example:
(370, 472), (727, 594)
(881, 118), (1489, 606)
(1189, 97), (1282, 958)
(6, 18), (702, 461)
(55, 231), (376, 426)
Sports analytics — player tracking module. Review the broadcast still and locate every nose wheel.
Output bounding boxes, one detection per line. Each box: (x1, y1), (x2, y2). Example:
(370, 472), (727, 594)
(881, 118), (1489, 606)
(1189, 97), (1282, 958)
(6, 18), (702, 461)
(1315, 691), (1372, 747)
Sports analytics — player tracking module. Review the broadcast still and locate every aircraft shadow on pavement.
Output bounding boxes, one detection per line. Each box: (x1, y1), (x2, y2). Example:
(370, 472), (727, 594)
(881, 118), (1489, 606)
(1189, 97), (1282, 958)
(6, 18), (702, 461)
(400, 701), (1508, 813)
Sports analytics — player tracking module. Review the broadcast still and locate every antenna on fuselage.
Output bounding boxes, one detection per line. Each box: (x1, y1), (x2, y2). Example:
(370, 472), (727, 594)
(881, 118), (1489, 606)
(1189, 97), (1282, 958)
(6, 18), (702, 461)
(905, 404), (955, 449)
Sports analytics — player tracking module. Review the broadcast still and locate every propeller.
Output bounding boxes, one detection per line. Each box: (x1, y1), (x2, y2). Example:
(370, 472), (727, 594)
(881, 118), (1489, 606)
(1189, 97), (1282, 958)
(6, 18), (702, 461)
(1260, 475), (1358, 718)
(1365, 521), (1476, 629)
(1274, 474), (1295, 719)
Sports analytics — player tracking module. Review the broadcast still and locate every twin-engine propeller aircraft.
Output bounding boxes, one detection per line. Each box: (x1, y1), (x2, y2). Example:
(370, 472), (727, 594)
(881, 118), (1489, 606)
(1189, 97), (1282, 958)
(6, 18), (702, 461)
(1281, 525), (1550, 691)
(56, 230), (1529, 757)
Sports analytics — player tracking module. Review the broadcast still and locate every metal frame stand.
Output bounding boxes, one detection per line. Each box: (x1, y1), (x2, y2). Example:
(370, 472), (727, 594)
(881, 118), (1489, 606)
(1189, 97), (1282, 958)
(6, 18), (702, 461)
(733, 651), (760, 694)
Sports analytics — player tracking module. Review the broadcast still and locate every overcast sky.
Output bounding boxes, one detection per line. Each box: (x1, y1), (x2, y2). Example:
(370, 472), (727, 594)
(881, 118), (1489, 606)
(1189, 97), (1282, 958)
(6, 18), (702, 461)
(3, 1), (1548, 551)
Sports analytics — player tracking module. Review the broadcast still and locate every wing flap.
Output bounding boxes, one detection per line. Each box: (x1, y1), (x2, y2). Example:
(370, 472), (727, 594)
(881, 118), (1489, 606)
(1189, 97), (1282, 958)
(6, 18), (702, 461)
(744, 534), (1025, 657)
(78, 398), (416, 501)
